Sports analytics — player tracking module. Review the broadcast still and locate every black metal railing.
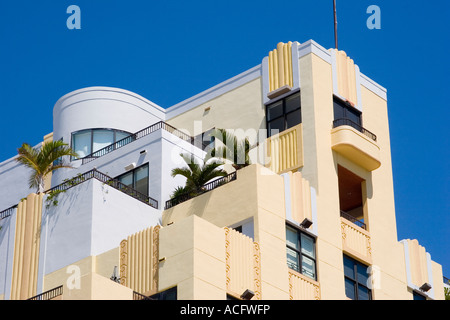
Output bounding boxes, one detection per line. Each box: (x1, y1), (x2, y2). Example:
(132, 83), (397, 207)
(47, 169), (158, 209)
(444, 276), (450, 285)
(81, 121), (206, 165)
(133, 291), (155, 300)
(28, 285), (63, 300)
(0, 205), (17, 221)
(340, 210), (367, 230)
(333, 118), (377, 142)
(165, 171), (237, 210)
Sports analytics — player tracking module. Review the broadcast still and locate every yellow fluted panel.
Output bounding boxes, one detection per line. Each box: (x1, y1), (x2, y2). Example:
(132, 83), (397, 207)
(10, 193), (43, 300)
(288, 271), (320, 300)
(266, 124), (303, 174)
(290, 172), (312, 224)
(225, 228), (261, 299)
(407, 239), (429, 288)
(119, 226), (160, 295)
(334, 49), (358, 105)
(268, 42), (293, 92)
(341, 218), (372, 264)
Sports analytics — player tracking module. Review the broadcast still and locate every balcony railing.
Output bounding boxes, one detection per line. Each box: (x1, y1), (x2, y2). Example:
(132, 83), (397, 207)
(133, 291), (155, 300)
(165, 171), (237, 210)
(333, 118), (377, 142)
(0, 204), (17, 221)
(340, 210), (366, 230)
(47, 169), (158, 209)
(81, 121), (206, 165)
(28, 285), (63, 300)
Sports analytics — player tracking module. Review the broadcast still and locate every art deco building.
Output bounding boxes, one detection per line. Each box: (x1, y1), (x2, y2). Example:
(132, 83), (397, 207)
(0, 40), (445, 300)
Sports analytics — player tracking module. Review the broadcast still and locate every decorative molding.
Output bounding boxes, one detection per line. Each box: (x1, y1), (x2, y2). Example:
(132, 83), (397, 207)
(152, 225), (160, 291)
(119, 239), (128, 286)
(253, 242), (262, 300)
(288, 270), (320, 300)
(225, 227), (231, 292)
(341, 218), (372, 263)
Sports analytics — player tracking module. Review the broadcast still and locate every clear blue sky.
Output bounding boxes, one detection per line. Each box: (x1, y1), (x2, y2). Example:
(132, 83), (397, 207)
(0, 1), (448, 278)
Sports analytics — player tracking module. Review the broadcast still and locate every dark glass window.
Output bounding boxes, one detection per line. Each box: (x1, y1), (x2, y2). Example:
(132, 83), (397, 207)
(117, 163), (149, 196)
(286, 225), (316, 280)
(413, 291), (426, 300)
(343, 255), (372, 300)
(266, 92), (301, 137)
(150, 286), (177, 300)
(333, 97), (362, 126)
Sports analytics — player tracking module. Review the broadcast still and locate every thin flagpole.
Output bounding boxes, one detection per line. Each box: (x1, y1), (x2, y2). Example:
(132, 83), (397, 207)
(333, 0), (338, 49)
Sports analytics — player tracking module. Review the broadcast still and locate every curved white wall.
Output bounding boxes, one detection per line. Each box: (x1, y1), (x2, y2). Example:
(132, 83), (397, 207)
(53, 87), (166, 144)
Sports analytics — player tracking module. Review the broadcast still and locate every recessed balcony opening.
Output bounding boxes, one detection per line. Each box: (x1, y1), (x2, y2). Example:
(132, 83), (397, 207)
(338, 166), (366, 230)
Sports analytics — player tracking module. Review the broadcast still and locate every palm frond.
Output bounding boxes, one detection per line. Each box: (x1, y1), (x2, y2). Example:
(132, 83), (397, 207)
(15, 140), (78, 193)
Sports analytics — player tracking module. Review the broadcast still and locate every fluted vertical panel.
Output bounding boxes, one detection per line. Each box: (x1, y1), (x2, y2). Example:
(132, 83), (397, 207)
(266, 124), (303, 174)
(119, 226), (160, 295)
(10, 193), (43, 300)
(268, 42), (293, 92)
(290, 171), (312, 224)
(335, 50), (358, 105)
(225, 228), (261, 299)
(406, 239), (429, 288)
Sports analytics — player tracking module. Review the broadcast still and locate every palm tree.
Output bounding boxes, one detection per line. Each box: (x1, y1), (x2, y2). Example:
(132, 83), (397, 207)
(208, 128), (251, 170)
(15, 140), (78, 194)
(170, 153), (227, 200)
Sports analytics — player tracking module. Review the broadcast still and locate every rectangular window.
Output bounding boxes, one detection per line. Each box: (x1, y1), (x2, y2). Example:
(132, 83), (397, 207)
(117, 163), (149, 196)
(286, 225), (316, 280)
(72, 131), (92, 158)
(92, 129), (115, 153)
(413, 291), (426, 300)
(266, 92), (301, 137)
(150, 286), (177, 300)
(343, 255), (372, 300)
(333, 97), (362, 127)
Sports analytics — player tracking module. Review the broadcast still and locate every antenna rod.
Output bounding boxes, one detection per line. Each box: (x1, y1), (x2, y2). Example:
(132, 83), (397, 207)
(333, 0), (338, 49)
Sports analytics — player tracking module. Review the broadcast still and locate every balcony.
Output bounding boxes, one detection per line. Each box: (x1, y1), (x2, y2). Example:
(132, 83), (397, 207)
(80, 121), (206, 165)
(340, 217), (372, 264)
(265, 123), (303, 174)
(164, 171), (237, 209)
(47, 168), (158, 209)
(331, 119), (380, 171)
(28, 285), (63, 300)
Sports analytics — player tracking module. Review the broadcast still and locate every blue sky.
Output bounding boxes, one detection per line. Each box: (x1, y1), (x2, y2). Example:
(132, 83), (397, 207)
(0, 1), (448, 278)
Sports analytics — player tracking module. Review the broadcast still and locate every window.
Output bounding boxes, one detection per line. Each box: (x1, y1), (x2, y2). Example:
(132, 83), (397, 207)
(286, 225), (316, 280)
(117, 163), (149, 196)
(150, 286), (177, 300)
(71, 128), (132, 158)
(333, 97), (361, 125)
(338, 165), (367, 230)
(413, 291), (426, 300)
(266, 92), (301, 137)
(343, 255), (372, 300)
